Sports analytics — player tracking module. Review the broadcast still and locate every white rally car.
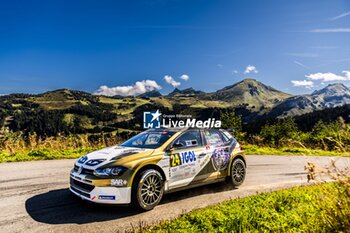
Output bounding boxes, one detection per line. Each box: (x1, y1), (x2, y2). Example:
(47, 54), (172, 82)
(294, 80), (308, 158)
(70, 128), (246, 210)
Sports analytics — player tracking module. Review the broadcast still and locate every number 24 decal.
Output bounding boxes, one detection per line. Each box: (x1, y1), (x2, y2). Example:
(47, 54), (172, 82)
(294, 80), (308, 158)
(170, 151), (196, 167)
(170, 154), (182, 167)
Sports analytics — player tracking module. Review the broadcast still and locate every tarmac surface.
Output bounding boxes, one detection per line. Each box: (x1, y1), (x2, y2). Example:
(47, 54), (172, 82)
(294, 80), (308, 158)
(1, 155), (350, 233)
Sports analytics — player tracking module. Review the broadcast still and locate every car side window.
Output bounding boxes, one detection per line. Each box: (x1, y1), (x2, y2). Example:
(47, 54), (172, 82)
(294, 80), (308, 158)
(204, 129), (225, 146)
(173, 130), (202, 149)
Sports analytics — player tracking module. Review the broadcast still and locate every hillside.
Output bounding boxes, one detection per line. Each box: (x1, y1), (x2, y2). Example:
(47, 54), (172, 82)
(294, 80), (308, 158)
(168, 87), (205, 97)
(210, 79), (292, 109)
(1, 79), (350, 136)
(138, 90), (162, 98)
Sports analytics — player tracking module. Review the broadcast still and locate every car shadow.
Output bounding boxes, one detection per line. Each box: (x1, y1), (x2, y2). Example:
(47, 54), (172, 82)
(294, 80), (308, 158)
(25, 181), (236, 225)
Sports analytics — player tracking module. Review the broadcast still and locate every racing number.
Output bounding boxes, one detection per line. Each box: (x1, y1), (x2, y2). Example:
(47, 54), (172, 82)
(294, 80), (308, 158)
(170, 153), (182, 167)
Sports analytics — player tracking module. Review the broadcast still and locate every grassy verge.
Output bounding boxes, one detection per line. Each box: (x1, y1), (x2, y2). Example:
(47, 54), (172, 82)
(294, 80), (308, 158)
(244, 144), (350, 156)
(0, 148), (97, 163)
(141, 183), (349, 232)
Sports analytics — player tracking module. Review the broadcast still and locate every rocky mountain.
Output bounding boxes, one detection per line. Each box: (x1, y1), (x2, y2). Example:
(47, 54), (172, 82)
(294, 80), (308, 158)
(268, 83), (350, 117)
(168, 87), (205, 97)
(138, 90), (162, 98)
(211, 79), (292, 109)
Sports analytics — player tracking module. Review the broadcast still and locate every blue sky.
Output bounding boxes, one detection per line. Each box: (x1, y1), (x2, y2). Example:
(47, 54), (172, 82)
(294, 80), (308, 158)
(1, 0), (350, 95)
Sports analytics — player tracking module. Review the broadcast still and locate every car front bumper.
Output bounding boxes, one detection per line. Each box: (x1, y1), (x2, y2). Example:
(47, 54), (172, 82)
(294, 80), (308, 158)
(69, 172), (131, 204)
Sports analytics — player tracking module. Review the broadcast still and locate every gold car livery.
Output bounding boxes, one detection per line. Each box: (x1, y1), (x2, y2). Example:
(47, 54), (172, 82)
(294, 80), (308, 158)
(70, 128), (246, 210)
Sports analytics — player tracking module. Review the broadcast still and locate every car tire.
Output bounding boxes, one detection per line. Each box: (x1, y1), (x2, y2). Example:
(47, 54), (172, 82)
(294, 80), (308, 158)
(132, 169), (164, 211)
(228, 158), (246, 187)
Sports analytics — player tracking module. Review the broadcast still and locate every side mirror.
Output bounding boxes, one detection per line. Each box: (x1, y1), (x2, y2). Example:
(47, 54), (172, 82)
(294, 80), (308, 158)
(173, 142), (184, 148)
(166, 142), (183, 152)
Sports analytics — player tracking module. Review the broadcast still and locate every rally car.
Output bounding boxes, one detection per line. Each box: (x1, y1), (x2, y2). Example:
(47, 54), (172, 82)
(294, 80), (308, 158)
(70, 128), (246, 210)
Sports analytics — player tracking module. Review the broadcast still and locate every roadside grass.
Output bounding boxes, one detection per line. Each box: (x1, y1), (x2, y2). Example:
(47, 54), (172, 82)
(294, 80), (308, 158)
(0, 147), (97, 163)
(140, 183), (349, 232)
(0, 132), (349, 163)
(244, 144), (350, 157)
(1, 144), (350, 163)
(0, 132), (118, 163)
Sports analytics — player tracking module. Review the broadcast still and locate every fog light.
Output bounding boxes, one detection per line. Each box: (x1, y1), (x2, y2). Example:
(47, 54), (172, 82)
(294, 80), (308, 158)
(111, 179), (127, 186)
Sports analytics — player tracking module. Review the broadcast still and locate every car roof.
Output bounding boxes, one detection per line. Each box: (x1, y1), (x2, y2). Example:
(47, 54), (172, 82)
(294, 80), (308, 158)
(146, 127), (186, 133)
(146, 127), (224, 133)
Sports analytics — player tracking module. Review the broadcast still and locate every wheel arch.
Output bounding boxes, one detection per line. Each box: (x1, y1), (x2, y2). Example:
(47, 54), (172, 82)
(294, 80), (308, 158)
(227, 154), (246, 176)
(130, 164), (167, 187)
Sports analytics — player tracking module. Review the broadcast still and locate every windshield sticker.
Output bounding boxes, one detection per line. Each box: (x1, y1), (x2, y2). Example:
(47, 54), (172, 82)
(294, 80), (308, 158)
(170, 150), (197, 167)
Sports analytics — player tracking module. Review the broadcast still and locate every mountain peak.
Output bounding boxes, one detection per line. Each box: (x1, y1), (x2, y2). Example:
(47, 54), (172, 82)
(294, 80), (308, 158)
(168, 87), (204, 96)
(214, 79), (292, 108)
(138, 90), (162, 98)
(241, 78), (257, 83)
(312, 83), (350, 96)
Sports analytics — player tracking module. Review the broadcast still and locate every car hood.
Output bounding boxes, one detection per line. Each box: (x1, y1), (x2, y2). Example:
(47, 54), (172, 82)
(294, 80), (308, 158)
(85, 146), (153, 161)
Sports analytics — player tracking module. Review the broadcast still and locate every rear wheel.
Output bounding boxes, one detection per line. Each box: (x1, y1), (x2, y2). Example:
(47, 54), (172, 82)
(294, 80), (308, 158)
(132, 169), (164, 211)
(229, 158), (246, 186)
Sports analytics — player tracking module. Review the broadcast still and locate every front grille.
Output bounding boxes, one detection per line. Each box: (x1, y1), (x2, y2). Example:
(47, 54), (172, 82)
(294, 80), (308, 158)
(70, 177), (95, 192)
(71, 186), (90, 199)
(82, 168), (94, 175)
(73, 165), (95, 176)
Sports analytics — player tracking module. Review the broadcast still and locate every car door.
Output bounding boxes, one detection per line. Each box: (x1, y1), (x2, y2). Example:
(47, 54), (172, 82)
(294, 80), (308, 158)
(167, 129), (207, 189)
(202, 129), (237, 178)
(180, 129), (229, 184)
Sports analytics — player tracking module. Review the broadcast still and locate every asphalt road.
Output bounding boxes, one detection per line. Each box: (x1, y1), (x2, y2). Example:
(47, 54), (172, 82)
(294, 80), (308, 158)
(1, 155), (350, 233)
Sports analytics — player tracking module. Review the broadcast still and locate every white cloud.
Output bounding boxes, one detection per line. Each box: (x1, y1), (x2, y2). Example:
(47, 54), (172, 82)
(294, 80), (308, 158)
(164, 75), (181, 87)
(232, 70), (238, 74)
(291, 80), (314, 88)
(330, 11), (350, 21)
(217, 64), (224, 68)
(93, 80), (161, 96)
(305, 71), (350, 82)
(343, 70), (350, 78)
(244, 65), (258, 74)
(179, 74), (189, 81)
(310, 28), (350, 33)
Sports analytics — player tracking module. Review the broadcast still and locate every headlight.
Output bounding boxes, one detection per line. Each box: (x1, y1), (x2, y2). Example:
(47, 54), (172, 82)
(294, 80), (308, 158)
(77, 155), (88, 164)
(94, 166), (128, 177)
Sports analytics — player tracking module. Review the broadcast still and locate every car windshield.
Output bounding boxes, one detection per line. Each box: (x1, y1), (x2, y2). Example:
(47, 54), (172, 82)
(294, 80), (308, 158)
(121, 130), (176, 149)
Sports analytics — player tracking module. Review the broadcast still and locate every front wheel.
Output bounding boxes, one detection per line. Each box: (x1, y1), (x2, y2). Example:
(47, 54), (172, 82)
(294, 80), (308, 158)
(132, 169), (164, 211)
(229, 158), (246, 186)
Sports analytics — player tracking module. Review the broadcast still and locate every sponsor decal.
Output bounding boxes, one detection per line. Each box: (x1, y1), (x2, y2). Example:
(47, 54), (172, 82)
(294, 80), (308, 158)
(211, 148), (230, 171)
(91, 195), (116, 200)
(170, 150), (197, 167)
(78, 155), (88, 164)
(143, 109), (221, 129)
(111, 179), (127, 186)
(85, 159), (105, 166)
